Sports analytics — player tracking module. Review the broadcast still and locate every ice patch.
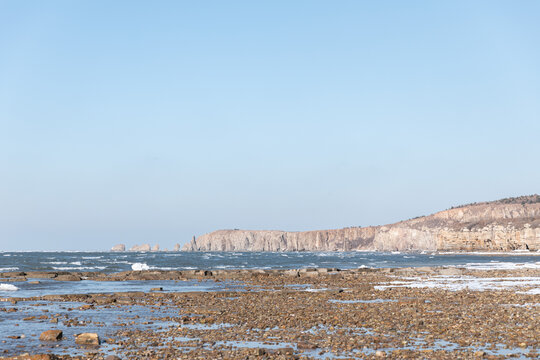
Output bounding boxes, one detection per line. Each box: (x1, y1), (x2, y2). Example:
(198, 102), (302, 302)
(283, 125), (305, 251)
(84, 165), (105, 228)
(521, 288), (540, 295)
(465, 261), (540, 270)
(304, 288), (329, 292)
(0, 283), (19, 291)
(376, 275), (540, 292)
(132, 263), (150, 271)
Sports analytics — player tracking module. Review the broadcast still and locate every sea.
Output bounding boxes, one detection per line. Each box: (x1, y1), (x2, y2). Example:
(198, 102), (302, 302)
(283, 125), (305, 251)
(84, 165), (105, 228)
(1, 251), (540, 297)
(1, 251), (539, 358)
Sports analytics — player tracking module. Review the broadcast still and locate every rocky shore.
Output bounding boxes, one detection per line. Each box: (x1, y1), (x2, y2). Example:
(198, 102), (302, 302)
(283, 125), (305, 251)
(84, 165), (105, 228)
(1, 266), (539, 359)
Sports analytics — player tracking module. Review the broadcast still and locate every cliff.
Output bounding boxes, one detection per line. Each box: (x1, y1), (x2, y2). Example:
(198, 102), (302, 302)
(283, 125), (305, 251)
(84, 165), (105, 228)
(182, 195), (540, 252)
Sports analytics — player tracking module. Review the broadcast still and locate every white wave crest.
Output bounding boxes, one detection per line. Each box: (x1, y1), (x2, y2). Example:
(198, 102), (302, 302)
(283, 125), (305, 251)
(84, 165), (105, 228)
(0, 267), (19, 271)
(52, 266), (106, 270)
(132, 263), (150, 271)
(0, 283), (19, 291)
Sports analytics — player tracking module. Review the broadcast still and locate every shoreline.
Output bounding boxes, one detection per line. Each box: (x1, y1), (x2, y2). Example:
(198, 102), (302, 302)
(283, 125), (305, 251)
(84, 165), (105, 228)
(1, 267), (539, 359)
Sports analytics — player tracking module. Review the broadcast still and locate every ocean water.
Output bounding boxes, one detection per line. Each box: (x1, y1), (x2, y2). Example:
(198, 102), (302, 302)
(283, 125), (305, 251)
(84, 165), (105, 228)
(1, 251), (539, 297)
(1, 250), (540, 274)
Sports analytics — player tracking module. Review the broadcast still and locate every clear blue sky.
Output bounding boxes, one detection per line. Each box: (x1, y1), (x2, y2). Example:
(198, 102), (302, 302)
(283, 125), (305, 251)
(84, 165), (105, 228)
(1, 1), (539, 251)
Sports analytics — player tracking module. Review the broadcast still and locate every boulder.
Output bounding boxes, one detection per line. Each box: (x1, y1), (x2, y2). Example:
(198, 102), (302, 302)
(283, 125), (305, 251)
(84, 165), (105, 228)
(151, 244), (159, 251)
(55, 274), (82, 281)
(39, 330), (62, 341)
(439, 268), (463, 276)
(105, 356), (121, 360)
(283, 269), (299, 277)
(173, 243), (181, 251)
(111, 244), (126, 252)
(75, 332), (100, 345)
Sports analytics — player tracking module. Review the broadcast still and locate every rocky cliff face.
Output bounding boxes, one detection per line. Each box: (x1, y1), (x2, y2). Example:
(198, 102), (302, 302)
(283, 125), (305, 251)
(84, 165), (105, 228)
(183, 227), (377, 252)
(182, 195), (540, 252)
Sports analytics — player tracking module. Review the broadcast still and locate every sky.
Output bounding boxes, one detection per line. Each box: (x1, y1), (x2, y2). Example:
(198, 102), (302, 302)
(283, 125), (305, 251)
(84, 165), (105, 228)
(1, 1), (539, 251)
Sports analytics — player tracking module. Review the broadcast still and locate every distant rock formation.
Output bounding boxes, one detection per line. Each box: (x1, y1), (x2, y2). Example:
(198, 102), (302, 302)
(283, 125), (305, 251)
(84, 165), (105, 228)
(151, 244), (160, 252)
(129, 244), (151, 252)
(183, 195), (540, 252)
(173, 243), (181, 251)
(110, 244), (126, 252)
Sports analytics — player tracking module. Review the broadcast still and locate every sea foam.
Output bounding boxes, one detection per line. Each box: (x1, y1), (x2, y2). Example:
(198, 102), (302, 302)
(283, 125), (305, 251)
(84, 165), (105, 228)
(132, 263), (150, 271)
(0, 283), (19, 291)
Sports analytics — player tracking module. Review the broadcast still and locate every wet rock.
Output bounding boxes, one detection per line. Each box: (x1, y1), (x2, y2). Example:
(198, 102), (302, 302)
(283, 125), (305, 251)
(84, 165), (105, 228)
(24, 272), (57, 279)
(297, 341), (318, 349)
(277, 347), (295, 355)
(104, 356), (121, 360)
(283, 269), (300, 277)
(55, 274), (81, 281)
(39, 330), (62, 341)
(439, 268), (463, 276)
(375, 350), (386, 357)
(75, 332), (100, 345)
(8, 355), (58, 360)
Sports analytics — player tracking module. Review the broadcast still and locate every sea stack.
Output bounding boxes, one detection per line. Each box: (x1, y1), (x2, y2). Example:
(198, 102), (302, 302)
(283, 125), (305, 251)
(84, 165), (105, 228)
(110, 244), (126, 252)
(129, 244), (151, 252)
(151, 244), (160, 252)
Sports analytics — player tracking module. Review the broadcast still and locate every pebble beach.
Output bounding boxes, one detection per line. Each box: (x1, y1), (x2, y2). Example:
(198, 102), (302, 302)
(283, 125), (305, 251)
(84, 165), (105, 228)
(1, 265), (539, 359)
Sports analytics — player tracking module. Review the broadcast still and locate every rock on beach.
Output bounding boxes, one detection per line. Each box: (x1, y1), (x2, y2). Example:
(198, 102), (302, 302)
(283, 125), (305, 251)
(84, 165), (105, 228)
(39, 330), (62, 341)
(75, 332), (100, 345)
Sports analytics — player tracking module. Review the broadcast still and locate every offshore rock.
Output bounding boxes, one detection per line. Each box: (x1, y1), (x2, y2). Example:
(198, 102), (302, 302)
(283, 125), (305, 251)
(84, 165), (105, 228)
(151, 244), (159, 252)
(129, 244), (151, 252)
(110, 244), (125, 252)
(183, 195), (540, 252)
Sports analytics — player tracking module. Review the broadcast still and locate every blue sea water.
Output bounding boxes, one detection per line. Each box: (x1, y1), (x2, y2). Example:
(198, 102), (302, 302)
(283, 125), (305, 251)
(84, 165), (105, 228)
(1, 250), (539, 273)
(1, 251), (539, 297)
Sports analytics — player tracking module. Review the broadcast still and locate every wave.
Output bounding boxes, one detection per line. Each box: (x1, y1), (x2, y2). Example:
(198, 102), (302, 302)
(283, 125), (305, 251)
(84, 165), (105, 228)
(0, 283), (19, 291)
(0, 267), (19, 271)
(131, 263), (150, 271)
(52, 266), (106, 270)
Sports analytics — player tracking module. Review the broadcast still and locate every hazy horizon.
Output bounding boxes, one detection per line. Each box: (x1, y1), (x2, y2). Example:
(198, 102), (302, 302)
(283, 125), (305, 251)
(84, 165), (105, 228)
(2, 1), (539, 251)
